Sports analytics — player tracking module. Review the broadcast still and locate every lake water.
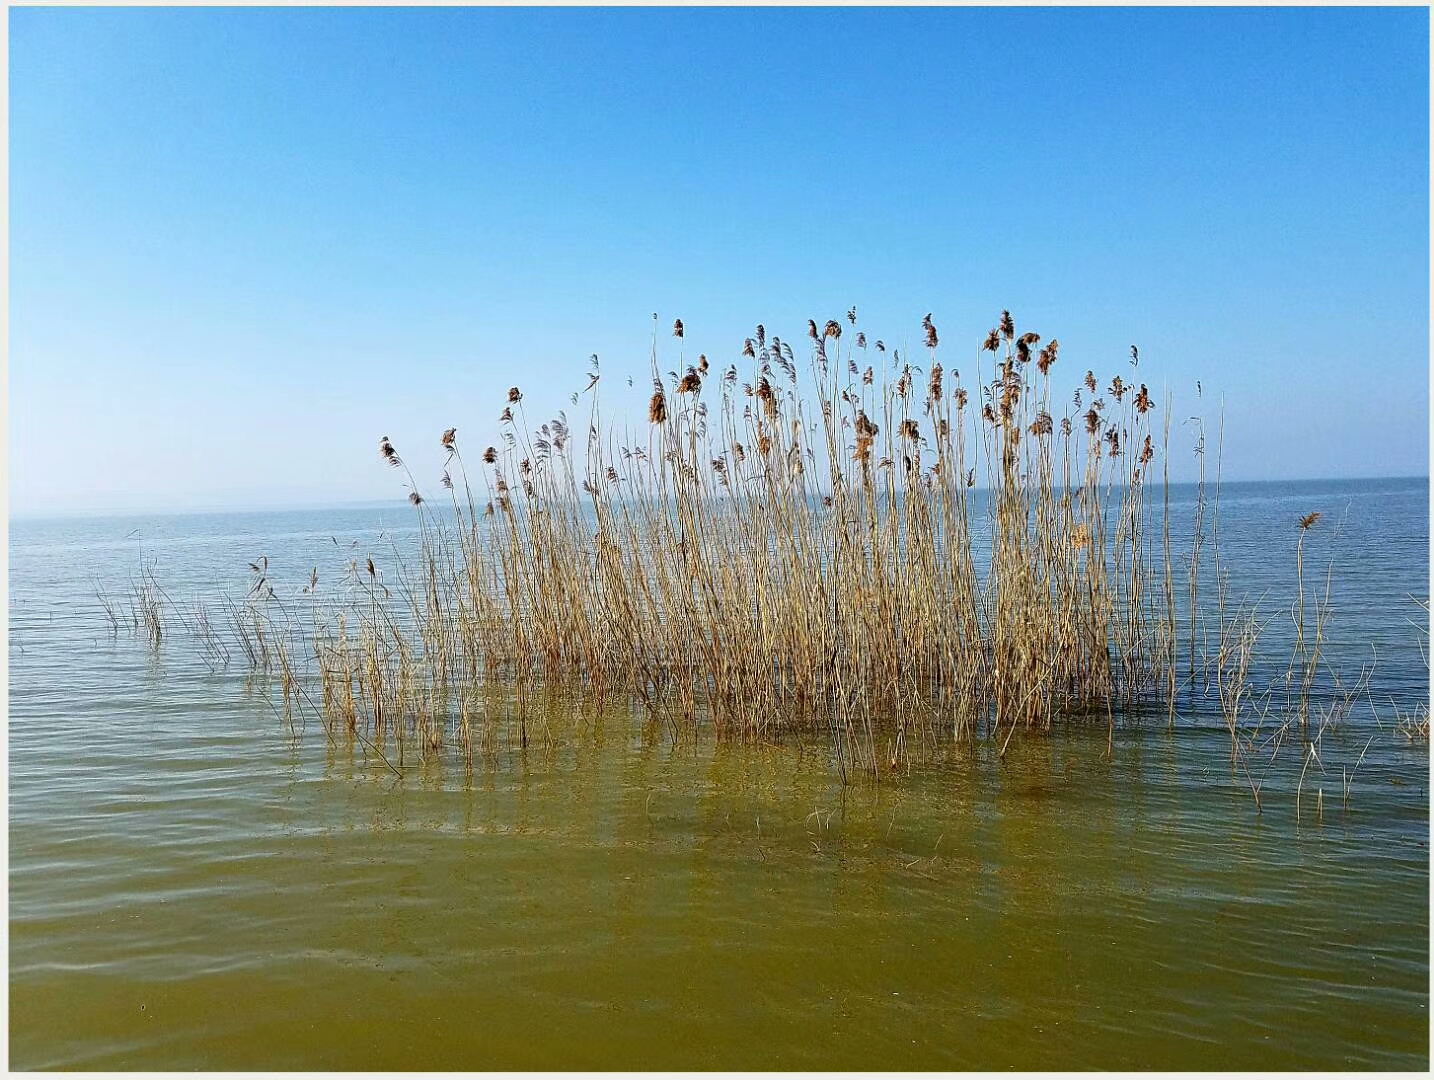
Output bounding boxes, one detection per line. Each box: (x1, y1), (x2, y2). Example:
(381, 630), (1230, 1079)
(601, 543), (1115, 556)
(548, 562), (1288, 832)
(8, 478), (1430, 1068)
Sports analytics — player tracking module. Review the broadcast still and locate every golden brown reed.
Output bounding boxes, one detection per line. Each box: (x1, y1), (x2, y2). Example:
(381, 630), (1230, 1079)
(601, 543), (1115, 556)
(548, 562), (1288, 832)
(303, 309), (1188, 776)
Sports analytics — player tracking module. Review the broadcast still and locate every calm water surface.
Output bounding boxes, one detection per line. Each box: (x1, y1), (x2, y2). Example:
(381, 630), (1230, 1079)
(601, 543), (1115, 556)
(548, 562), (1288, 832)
(9, 478), (1430, 1069)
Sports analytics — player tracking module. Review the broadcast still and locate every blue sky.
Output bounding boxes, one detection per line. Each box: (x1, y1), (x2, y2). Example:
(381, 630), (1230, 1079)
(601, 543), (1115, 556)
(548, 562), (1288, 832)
(9, 6), (1429, 514)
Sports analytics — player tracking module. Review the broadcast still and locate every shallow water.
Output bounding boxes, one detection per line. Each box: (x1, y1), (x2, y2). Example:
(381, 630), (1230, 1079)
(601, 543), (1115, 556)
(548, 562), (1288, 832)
(8, 478), (1430, 1069)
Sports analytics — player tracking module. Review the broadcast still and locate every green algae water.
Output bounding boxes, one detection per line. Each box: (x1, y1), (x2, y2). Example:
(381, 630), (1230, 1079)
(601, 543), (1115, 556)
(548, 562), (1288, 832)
(9, 479), (1430, 1069)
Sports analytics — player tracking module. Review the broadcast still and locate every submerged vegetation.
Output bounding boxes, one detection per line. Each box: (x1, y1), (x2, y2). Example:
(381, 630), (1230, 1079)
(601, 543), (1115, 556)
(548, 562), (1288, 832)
(110, 309), (1425, 805)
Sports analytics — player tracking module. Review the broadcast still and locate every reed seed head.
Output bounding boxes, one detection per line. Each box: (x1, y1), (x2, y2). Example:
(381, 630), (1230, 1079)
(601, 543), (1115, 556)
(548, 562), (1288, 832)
(757, 378), (778, 420)
(1015, 332), (1039, 365)
(1037, 339), (1059, 375)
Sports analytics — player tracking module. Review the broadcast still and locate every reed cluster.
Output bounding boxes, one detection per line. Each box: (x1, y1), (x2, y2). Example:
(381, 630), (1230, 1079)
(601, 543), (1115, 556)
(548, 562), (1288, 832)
(1396, 596), (1430, 742)
(303, 310), (1180, 773)
(98, 561), (170, 648)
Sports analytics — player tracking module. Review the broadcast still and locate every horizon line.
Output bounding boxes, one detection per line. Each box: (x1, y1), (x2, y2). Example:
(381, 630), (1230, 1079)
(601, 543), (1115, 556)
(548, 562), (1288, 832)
(9, 473), (1430, 523)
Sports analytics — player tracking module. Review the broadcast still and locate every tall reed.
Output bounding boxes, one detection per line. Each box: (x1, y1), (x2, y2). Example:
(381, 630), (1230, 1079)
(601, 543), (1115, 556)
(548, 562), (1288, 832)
(304, 310), (1186, 774)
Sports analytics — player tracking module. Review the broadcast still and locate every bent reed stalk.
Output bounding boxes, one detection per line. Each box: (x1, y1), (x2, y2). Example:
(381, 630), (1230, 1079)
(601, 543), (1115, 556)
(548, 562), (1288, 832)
(304, 310), (1184, 774)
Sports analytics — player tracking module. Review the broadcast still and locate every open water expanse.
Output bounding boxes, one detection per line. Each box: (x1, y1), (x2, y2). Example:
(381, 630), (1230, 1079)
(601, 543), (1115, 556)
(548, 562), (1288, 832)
(8, 477), (1430, 1069)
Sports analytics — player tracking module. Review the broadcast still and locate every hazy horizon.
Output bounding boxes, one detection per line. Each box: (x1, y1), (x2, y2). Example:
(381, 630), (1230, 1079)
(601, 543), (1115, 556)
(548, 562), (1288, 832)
(10, 7), (1429, 518)
(10, 472), (1430, 524)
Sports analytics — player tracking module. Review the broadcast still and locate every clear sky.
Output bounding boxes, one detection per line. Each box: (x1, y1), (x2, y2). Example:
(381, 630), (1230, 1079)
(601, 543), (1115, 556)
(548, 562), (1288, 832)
(9, 6), (1429, 515)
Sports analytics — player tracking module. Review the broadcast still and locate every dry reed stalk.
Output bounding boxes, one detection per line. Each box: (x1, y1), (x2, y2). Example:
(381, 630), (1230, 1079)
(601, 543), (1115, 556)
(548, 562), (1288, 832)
(126, 307), (1385, 796)
(1291, 511), (1323, 735)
